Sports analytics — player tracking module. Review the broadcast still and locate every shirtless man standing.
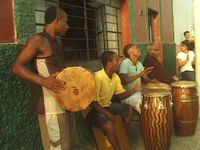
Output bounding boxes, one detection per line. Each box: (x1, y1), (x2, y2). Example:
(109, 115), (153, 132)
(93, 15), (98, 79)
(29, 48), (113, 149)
(13, 6), (78, 150)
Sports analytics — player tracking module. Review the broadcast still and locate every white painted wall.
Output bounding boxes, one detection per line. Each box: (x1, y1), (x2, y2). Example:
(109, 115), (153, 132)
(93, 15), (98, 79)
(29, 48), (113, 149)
(173, 0), (194, 44)
(194, 0), (200, 118)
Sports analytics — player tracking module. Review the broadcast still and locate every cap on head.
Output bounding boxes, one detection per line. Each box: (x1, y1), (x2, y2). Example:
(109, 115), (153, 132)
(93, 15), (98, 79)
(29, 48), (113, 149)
(45, 5), (57, 24)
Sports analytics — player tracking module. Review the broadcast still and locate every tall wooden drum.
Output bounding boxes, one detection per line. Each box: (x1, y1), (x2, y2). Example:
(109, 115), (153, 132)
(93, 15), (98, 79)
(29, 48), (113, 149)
(54, 66), (96, 112)
(171, 81), (199, 136)
(141, 89), (173, 150)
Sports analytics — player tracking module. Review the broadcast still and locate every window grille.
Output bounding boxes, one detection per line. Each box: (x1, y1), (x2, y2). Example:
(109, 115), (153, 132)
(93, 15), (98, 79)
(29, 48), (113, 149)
(34, 0), (123, 62)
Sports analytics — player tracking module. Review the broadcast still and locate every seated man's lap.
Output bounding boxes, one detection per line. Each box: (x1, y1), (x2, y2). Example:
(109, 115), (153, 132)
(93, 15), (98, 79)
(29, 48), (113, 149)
(86, 103), (130, 133)
(121, 92), (142, 109)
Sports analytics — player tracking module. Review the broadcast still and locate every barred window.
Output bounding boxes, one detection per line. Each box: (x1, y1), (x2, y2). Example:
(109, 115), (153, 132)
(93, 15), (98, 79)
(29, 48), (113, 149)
(34, 0), (122, 64)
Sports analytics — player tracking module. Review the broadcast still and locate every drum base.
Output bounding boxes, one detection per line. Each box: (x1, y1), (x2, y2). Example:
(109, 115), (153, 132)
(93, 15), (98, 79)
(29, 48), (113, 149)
(172, 98), (199, 136)
(92, 114), (131, 150)
(174, 121), (197, 136)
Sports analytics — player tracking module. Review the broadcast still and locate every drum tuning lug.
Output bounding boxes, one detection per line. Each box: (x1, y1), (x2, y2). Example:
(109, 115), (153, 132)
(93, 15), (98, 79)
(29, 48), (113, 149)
(158, 102), (165, 109)
(170, 102), (173, 107)
(181, 95), (186, 99)
(181, 88), (186, 99)
(169, 94), (173, 107)
(144, 101), (148, 109)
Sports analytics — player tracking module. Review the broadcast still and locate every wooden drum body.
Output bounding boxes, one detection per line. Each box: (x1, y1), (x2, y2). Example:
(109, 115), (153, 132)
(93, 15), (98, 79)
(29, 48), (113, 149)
(93, 115), (131, 150)
(141, 89), (173, 150)
(55, 66), (96, 112)
(171, 81), (199, 136)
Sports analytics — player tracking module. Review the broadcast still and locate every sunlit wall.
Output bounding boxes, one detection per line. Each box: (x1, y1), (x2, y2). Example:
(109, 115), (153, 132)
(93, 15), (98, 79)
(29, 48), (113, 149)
(173, 0), (194, 44)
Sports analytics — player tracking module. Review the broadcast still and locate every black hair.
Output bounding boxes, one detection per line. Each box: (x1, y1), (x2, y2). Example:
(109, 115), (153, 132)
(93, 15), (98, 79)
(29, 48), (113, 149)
(123, 43), (135, 58)
(101, 51), (116, 68)
(45, 6), (57, 24)
(181, 40), (189, 49)
(183, 31), (189, 36)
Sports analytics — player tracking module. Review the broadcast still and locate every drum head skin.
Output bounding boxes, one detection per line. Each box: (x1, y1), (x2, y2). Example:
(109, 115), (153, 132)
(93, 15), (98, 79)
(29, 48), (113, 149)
(143, 88), (170, 97)
(171, 81), (196, 88)
(55, 66), (96, 112)
(147, 83), (171, 91)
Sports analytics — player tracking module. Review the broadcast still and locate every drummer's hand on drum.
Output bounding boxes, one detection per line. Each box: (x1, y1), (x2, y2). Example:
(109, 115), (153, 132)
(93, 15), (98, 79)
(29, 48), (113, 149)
(42, 72), (66, 93)
(151, 78), (160, 84)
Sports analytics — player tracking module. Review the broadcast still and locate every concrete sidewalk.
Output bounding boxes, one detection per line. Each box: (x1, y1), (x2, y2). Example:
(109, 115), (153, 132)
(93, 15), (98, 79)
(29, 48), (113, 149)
(128, 114), (200, 150)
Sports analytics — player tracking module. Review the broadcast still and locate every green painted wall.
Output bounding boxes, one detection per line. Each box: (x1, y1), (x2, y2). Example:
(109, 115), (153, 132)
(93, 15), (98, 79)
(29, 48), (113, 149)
(14, 0), (36, 42)
(163, 43), (176, 76)
(0, 0), (96, 150)
(0, 44), (43, 150)
(137, 43), (148, 63)
(129, 0), (136, 42)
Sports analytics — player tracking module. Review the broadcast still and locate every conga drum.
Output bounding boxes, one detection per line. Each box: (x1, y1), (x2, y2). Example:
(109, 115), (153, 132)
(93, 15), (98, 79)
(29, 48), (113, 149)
(171, 81), (199, 136)
(54, 66), (96, 112)
(141, 89), (173, 150)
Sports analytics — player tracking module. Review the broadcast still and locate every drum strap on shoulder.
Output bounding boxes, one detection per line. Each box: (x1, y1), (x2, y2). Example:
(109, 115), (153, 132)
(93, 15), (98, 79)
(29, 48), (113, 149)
(41, 30), (65, 69)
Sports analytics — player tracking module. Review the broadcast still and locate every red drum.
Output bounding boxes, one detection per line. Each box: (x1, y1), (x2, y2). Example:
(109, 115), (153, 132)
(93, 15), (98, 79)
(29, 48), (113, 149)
(54, 66), (96, 112)
(171, 81), (199, 136)
(141, 89), (173, 150)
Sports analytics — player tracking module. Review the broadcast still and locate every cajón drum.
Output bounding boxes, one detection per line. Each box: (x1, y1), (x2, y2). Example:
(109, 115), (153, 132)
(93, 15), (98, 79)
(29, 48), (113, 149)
(92, 114), (131, 150)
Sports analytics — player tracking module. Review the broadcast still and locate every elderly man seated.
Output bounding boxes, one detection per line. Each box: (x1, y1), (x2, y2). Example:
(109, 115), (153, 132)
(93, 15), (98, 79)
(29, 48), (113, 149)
(143, 43), (176, 85)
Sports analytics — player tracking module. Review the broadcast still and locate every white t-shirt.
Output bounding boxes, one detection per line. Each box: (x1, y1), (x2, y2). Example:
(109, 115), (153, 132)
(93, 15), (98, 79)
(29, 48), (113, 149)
(177, 51), (195, 73)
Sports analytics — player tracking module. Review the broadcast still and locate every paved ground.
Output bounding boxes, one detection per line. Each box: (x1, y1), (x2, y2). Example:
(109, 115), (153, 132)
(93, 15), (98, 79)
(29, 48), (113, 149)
(128, 113), (200, 150)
